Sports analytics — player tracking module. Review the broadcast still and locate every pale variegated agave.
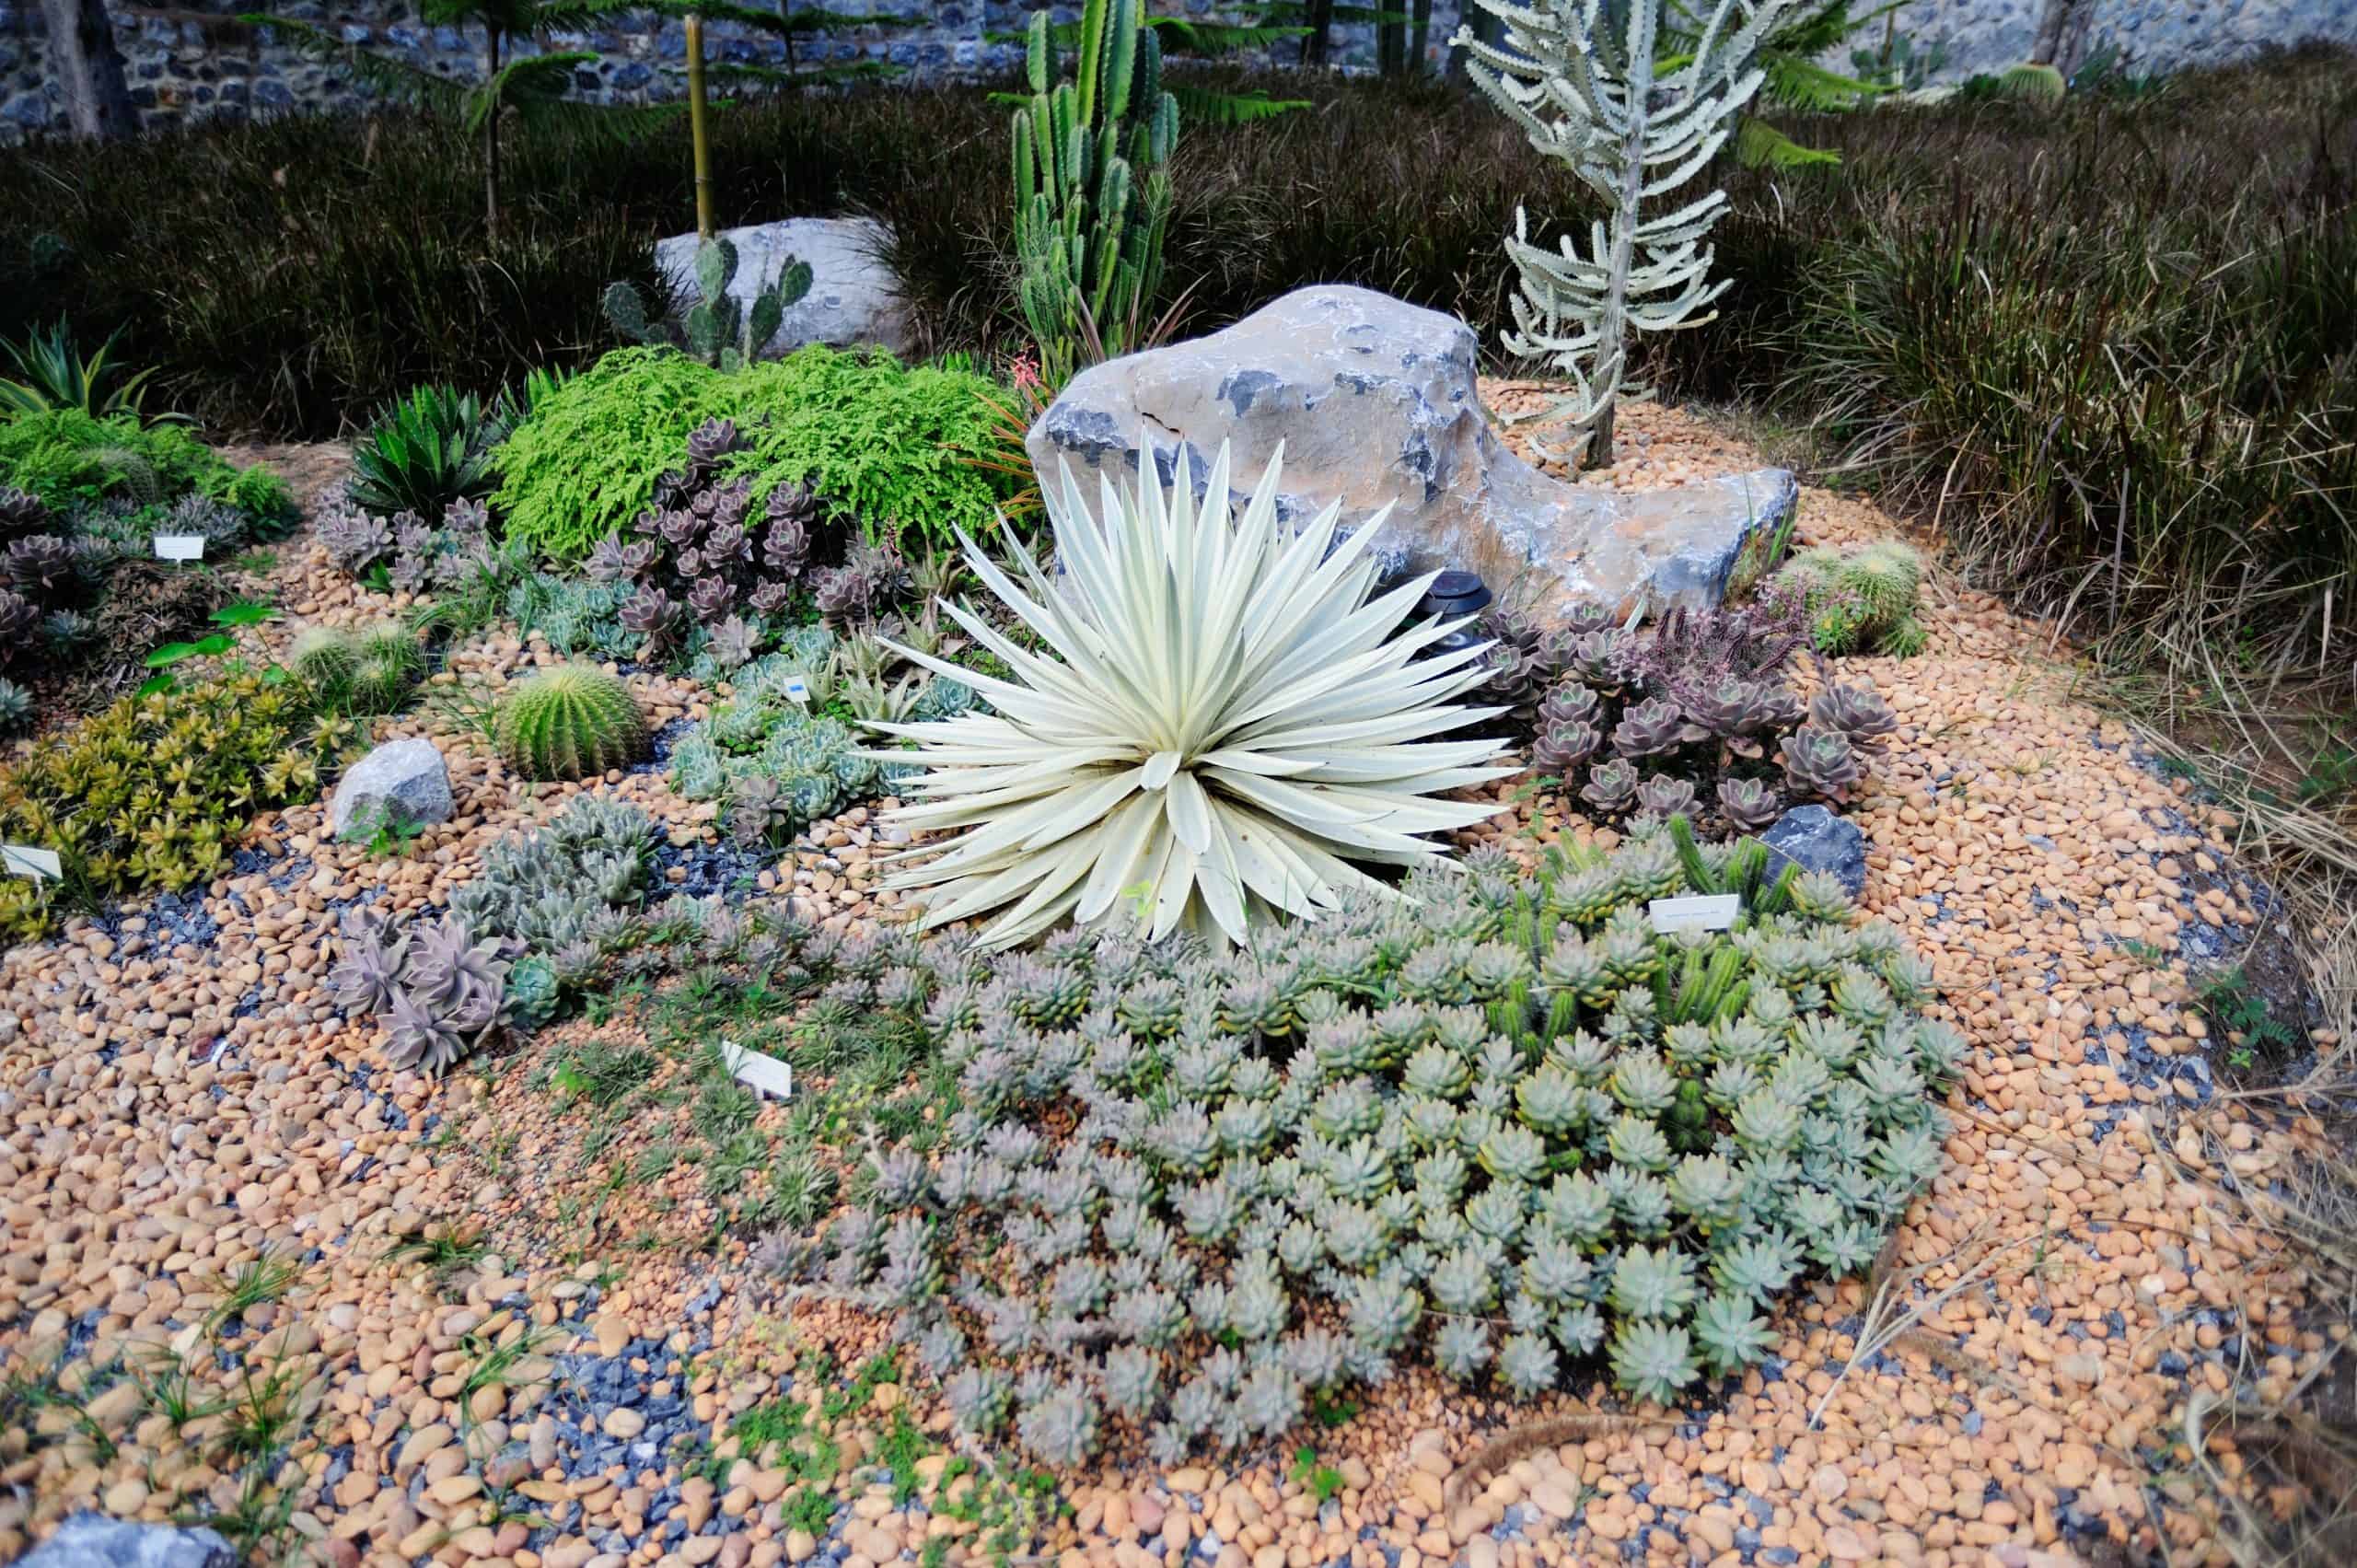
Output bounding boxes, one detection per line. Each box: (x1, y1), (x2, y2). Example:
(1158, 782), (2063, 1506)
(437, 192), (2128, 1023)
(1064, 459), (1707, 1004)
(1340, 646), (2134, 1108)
(870, 441), (1515, 947)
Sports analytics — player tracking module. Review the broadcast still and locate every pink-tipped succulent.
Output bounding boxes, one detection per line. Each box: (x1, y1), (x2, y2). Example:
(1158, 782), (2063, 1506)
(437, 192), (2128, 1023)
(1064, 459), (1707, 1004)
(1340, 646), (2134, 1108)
(1778, 725), (1862, 800)
(1716, 776), (1782, 830)
(1580, 757), (1639, 814)
(1808, 681), (1898, 749)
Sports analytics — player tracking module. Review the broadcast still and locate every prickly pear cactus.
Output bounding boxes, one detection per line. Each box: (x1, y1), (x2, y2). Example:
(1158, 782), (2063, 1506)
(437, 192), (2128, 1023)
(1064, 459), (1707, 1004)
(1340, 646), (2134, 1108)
(599, 237), (812, 369)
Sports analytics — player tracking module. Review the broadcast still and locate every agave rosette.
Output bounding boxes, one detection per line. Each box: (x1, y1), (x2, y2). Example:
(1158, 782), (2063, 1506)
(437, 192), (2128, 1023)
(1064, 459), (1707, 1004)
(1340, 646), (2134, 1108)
(869, 440), (1514, 947)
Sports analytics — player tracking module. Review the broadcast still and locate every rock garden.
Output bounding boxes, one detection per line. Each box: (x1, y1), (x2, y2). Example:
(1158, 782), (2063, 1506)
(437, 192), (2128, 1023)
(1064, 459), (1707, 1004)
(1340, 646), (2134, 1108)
(1, 8), (2351, 1568)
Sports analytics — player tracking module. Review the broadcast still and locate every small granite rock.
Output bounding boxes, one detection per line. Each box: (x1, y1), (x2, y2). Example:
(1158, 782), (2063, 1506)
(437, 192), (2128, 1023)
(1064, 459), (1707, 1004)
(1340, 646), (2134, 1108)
(1759, 805), (1867, 899)
(1028, 284), (1795, 620)
(21, 1516), (237, 1568)
(329, 737), (452, 841)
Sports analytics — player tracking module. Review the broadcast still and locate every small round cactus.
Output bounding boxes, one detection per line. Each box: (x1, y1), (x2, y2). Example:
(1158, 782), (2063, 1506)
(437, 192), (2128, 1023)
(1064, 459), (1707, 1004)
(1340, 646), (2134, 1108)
(495, 664), (648, 782)
(290, 625), (360, 696)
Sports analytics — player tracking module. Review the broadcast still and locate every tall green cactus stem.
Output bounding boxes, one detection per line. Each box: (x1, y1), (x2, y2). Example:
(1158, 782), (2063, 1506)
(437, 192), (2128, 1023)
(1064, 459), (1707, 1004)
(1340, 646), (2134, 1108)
(1011, 0), (1179, 383)
(495, 664), (649, 782)
(602, 236), (812, 371)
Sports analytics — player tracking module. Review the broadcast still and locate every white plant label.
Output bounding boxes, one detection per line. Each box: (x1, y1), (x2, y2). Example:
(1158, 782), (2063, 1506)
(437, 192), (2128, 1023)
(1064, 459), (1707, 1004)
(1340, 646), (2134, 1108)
(1648, 893), (1739, 935)
(782, 674), (811, 705)
(153, 534), (206, 562)
(721, 1040), (793, 1100)
(1, 844), (61, 881)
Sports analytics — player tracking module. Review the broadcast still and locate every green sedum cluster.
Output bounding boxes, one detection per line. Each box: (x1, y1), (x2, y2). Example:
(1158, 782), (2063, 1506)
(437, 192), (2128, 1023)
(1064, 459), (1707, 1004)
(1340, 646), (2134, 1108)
(0, 670), (336, 936)
(814, 821), (1959, 1465)
(494, 663), (648, 782)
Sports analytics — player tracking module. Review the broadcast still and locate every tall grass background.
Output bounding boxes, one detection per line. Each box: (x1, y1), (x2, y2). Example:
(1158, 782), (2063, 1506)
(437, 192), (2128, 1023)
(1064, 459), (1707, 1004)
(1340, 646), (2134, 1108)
(1, 47), (2351, 672)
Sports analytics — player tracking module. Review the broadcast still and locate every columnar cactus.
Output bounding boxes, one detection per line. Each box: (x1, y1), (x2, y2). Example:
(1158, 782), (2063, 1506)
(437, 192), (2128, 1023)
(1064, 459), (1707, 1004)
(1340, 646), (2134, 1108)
(494, 664), (648, 782)
(1010, 0), (1180, 381)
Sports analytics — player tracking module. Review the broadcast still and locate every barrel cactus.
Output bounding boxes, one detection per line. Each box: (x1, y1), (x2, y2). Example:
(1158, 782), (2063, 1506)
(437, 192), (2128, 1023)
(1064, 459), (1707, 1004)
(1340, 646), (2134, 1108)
(495, 664), (648, 782)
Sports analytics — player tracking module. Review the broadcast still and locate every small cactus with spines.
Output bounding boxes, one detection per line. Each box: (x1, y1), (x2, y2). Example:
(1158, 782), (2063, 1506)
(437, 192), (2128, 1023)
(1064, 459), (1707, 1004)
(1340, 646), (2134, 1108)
(1771, 540), (1928, 657)
(494, 664), (648, 782)
(603, 236), (813, 372)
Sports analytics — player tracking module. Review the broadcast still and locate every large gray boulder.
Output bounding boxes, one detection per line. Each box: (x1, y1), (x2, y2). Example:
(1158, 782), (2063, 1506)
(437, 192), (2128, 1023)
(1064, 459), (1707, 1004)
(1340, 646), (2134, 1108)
(330, 737), (453, 841)
(654, 217), (917, 360)
(1028, 285), (1795, 620)
(21, 1516), (237, 1568)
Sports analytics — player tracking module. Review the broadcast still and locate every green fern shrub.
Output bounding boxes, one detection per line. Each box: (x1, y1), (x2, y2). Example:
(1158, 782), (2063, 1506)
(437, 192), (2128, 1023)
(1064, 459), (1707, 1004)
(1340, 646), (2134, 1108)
(491, 344), (1015, 561)
(799, 822), (1960, 1463)
(1770, 541), (1926, 656)
(495, 663), (648, 781)
(0, 407), (290, 518)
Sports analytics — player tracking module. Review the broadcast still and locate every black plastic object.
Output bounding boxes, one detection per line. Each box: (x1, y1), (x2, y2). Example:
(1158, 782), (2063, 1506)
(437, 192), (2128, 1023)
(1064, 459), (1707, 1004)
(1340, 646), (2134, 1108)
(1420, 571), (1492, 621)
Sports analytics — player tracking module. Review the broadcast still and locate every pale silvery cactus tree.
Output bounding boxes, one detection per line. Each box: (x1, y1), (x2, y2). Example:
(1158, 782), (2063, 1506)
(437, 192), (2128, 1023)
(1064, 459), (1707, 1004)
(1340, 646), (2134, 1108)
(1456, 0), (1796, 466)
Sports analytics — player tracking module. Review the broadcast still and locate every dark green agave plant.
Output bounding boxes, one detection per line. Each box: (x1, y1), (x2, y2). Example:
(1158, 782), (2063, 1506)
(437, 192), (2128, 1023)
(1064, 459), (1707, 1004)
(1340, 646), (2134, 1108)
(792, 817), (1960, 1465)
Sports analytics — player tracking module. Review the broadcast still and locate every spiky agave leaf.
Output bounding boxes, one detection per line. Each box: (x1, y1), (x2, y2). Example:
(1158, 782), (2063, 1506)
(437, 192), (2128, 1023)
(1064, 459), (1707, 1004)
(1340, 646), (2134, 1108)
(869, 441), (1514, 947)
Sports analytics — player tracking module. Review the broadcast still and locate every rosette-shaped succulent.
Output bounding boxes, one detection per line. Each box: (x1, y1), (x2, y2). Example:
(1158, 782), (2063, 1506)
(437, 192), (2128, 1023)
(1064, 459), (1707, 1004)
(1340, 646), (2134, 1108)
(872, 440), (1511, 947)
(0, 590), (35, 658)
(1716, 776), (1781, 830)
(495, 664), (649, 782)
(686, 574), (737, 625)
(1634, 774), (1696, 819)
(684, 415), (741, 474)
(1808, 681), (1898, 750)
(1579, 756), (1638, 814)
(619, 585), (680, 653)
(1778, 724), (1862, 800)
(0, 487), (51, 538)
(1532, 719), (1601, 774)
(5, 534), (75, 594)
(1612, 696), (1699, 759)
(1683, 675), (1778, 744)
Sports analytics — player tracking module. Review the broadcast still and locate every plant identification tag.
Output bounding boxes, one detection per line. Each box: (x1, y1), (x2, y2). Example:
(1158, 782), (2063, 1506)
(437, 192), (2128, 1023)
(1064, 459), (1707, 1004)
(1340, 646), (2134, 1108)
(153, 534), (205, 562)
(1649, 893), (1740, 935)
(782, 674), (810, 705)
(1, 844), (61, 880)
(721, 1040), (793, 1100)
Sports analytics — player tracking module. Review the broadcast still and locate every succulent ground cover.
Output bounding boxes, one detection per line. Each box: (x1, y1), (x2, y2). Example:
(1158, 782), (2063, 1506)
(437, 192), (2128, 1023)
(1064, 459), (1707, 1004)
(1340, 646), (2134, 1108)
(0, 404), (2345, 1568)
(815, 828), (1957, 1466)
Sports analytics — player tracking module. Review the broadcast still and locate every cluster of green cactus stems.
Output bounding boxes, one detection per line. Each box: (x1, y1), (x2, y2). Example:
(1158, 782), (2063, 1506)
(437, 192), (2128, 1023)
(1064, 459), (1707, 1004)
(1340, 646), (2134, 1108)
(603, 236), (813, 372)
(1011, 0), (1179, 381)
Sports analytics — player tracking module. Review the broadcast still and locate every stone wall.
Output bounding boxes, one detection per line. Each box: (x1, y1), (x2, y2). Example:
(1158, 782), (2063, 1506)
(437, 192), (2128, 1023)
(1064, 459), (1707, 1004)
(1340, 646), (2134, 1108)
(0, 0), (2351, 142)
(0, 1), (1469, 140)
(1864, 0), (2357, 83)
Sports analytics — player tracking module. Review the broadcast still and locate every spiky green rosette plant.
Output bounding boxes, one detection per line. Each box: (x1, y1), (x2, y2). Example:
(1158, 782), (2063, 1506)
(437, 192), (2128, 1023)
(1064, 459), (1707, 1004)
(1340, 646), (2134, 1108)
(494, 664), (648, 782)
(869, 441), (1513, 948)
(1455, 0), (1796, 465)
(802, 822), (1959, 1462)
(1011, 0), (1180, 381)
